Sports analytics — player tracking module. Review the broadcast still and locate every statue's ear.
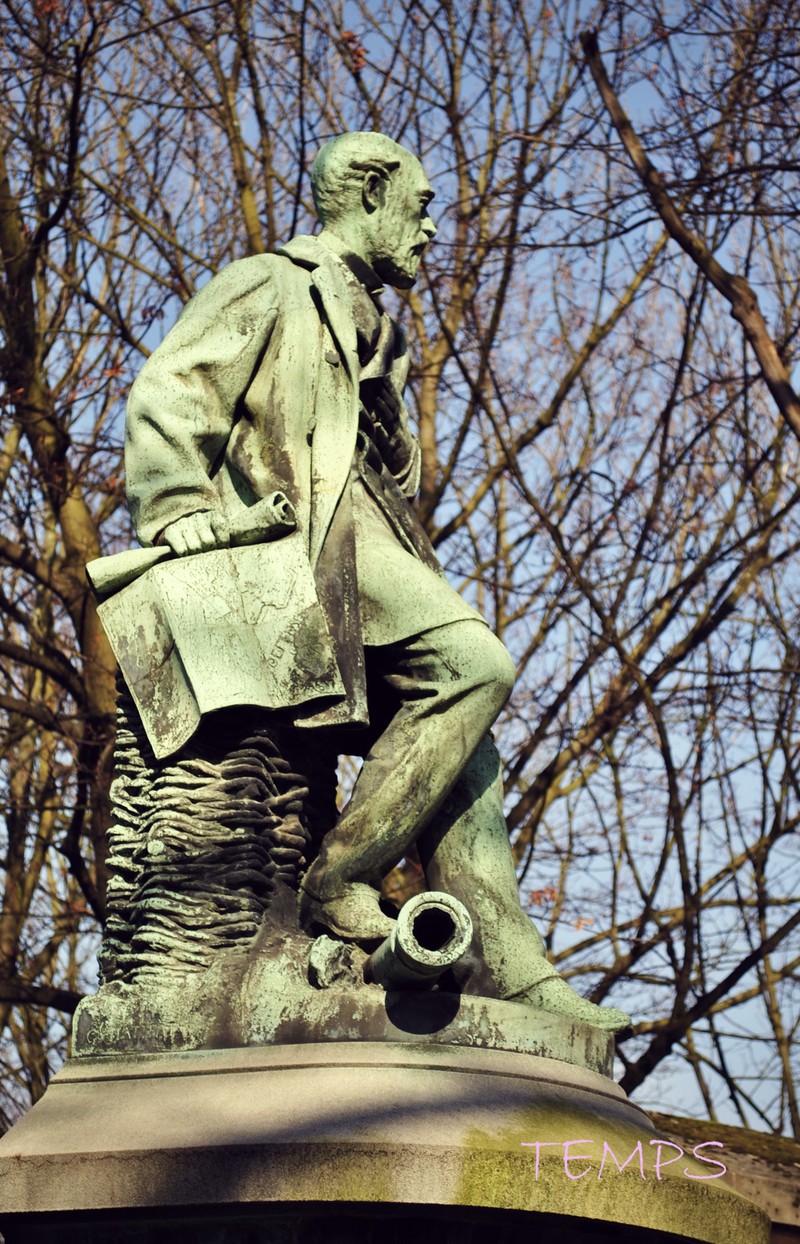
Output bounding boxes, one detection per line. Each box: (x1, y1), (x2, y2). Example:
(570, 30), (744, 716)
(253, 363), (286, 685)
(362, 170), (387, 214)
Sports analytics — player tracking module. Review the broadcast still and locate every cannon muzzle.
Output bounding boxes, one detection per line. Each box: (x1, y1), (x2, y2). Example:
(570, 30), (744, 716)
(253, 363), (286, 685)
(365, 891), (473, 990)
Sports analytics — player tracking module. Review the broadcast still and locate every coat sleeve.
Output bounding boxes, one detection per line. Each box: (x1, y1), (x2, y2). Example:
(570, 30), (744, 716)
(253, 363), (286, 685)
(125, 258), (279, 546)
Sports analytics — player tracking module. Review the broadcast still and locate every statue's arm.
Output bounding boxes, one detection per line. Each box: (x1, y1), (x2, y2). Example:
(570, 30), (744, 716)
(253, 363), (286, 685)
(125, 259), (279, 547)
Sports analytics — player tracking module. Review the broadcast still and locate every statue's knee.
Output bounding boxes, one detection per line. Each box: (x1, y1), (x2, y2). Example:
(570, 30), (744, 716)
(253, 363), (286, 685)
(479, 628), (516, 706)
(430, 621), (515, 711)
(456, 623), (515, 710)
(496, 640), (517, 702)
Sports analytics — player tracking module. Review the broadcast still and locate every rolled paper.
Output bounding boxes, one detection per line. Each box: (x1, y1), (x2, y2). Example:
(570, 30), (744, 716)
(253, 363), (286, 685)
(85, 492), (297, 598)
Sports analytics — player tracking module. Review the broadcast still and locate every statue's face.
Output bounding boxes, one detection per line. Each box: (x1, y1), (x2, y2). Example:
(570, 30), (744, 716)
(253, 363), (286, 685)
(365, 156), (437, 289)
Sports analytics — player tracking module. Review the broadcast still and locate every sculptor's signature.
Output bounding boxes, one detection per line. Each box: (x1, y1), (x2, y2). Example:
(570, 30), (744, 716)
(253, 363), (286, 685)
(521, 1138), (726, 1181)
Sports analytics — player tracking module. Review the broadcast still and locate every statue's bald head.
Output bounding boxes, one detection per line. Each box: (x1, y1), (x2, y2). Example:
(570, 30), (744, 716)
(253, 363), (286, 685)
(311, 131), (436, 290)
(311, 132), (411, 227)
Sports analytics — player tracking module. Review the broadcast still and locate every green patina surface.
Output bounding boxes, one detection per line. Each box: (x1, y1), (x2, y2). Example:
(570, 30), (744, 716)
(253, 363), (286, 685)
(85, 130), (631, 1037)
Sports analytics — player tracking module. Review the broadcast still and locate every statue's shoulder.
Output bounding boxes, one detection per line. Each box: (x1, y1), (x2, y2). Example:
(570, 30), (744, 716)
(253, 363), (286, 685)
(204, 249), (301, 295)
(169, 254), (279, 323)
(165, 239), (338, 340)
(179, 239), (329, 317)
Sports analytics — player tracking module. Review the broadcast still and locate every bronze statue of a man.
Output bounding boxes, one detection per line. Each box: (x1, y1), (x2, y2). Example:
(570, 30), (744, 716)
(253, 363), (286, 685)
(115, 132), (626, 1030)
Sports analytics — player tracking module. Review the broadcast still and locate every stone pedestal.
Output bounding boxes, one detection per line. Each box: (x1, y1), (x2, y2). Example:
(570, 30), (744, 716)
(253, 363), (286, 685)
(0, 1040), (769, 1243)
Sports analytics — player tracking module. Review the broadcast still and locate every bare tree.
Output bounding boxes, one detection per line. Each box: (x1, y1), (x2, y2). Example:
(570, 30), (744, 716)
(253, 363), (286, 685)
(2, 0), (800, 1134)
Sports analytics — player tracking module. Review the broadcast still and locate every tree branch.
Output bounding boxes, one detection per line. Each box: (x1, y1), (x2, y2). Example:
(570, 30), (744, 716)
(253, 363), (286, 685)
(620, 904), (800, 1094)
(580, 27), (800, 445)
(0, 981), (83, 1015)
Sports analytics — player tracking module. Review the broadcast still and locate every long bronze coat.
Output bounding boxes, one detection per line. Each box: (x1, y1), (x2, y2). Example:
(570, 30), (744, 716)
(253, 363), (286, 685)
(125, 234), (432, 736)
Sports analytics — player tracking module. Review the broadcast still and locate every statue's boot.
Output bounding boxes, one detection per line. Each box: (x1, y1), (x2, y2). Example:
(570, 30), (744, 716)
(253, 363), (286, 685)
(507, 980), (631, 1030)
(298, 879), (394, 942)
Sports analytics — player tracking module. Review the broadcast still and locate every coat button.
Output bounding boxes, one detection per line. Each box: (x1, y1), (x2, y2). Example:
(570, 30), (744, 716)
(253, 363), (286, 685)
(325, 350), (340, 366)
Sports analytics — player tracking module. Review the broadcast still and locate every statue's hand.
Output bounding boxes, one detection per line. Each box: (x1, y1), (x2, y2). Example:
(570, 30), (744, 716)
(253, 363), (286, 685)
(161, 511), (230, 556)
(364, 377), (414, 476)
(368, 376), (404, 437)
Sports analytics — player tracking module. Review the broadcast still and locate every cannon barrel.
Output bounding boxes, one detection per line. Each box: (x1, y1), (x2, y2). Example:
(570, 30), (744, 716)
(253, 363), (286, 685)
(365, 891), (473, 990)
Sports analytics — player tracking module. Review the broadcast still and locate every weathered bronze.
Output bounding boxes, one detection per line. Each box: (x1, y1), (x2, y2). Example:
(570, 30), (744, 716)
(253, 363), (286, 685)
(87, 131), (629, 1038)
(364, 892), (474, 990)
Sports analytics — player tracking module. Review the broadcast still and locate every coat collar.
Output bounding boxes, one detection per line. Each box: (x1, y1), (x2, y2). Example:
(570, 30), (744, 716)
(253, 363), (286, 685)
(315, 230), (385, 298)
(277, 233), (328, 269)
(278, 233), (383, 296)
(278, 234), (358, 379)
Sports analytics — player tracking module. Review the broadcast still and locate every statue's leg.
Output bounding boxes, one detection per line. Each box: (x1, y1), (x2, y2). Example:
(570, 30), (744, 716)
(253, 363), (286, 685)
(299, 638), (630, 1029)
(419, 739), (630, 1028)
(417, 733), (559, 998)
(299, 619), (515, 936)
